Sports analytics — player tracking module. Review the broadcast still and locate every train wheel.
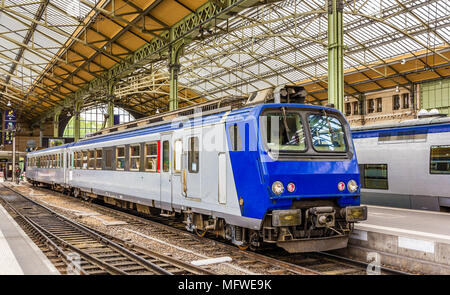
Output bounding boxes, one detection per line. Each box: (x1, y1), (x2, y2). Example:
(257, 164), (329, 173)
(194, 228), (207, 237)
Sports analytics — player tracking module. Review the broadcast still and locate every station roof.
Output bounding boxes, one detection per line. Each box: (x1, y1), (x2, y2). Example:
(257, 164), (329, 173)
(0, 0), (449, 124)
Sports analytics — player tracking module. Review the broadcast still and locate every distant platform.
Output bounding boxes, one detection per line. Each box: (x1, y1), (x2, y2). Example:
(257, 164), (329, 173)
(0, 204), (59, 275)
(336, 205), (450, 274)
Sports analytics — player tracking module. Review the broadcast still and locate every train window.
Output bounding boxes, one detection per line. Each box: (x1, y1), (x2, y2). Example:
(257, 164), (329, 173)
(130, 145), (140, 171)
(95, 150), (102, 169)
(69, 153), (72, 168)
(360, 164), (388, 190)
(173, 140), (182, 173)
(188, 137), (199, 173)
(228, 124), (242, 151)
(104, 148), (113, 170)
(145, 142), (158, 172)
(116, 146), (125, 170)
(430, 145), (450, 175)
(260, 111), (306, 154)
(88, 150), (95, 169)
(308, 114), (346, 152)
(163, 141), (169, 172)
(76, 152), (82, 169)
(82, 151), (88, 169)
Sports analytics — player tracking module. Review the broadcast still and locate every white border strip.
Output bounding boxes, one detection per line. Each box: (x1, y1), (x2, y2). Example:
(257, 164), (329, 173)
(357, 223), (450, 242)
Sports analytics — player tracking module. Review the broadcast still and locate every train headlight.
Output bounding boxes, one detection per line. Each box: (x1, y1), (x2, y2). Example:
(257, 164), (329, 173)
(347, 179), (358, 193)
(287, 182), (296, 193)
(337, 181), (345, 191)
(272, 181), (284, 195)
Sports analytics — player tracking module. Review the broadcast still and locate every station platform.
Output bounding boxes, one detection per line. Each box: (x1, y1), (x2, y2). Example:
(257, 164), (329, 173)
(0, 204), (59, 275)
(335, 205), (450, 274)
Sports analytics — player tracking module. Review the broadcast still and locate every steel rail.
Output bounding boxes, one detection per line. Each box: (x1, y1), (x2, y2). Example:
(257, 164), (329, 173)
(1, 185), (174, 275)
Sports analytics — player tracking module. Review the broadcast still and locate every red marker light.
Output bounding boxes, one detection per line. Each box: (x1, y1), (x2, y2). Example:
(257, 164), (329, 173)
(338, 181), (345, 191)
(287, 183), (296, 193)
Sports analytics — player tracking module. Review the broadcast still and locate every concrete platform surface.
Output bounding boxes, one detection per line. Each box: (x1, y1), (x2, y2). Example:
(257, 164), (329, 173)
(358, 205), (450, 244)
(339, 205), (450, 274)
(0, 204), (59, 275)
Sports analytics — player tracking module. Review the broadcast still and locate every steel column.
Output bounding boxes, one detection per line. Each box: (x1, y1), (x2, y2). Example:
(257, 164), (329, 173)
(106, 81), (115, 128)
(327, 0), (344, 112)
(53, 108), (61, 138)
(74, 101), (82, 142)
(168, 31), (184, 111)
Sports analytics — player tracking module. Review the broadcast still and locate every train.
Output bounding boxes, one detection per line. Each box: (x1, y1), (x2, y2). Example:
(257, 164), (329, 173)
(26, 93), (367, 253)
(352, 114), (450, 212)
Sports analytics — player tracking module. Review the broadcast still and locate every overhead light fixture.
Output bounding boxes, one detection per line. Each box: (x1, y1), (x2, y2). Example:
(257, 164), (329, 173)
(401, 58), (406, 65)
(156, 108), (160, 114)
(7, 100), (11, 107)
(396, 85), (399, 92)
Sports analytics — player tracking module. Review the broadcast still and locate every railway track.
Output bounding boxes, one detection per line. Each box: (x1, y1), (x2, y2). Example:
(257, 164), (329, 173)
(11, 183), (410, 275)
(0, 185), (212, 275)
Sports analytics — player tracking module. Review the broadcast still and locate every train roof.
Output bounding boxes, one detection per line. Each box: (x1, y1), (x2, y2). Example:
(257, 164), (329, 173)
(351, 116), (450, 132)
(28, 103), (340, 156)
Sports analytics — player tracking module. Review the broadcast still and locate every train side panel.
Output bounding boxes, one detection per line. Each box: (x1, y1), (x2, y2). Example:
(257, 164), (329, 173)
(354, 125), (450, 211)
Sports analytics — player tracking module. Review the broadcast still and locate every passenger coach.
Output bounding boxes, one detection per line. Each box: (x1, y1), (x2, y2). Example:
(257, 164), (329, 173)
(27, 99), (367, 253)
(353, 115), (450, 212)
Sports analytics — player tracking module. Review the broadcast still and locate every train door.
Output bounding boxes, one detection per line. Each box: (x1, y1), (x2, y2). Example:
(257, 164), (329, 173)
(160, 134), (172, 211)
(171, 135), (183, 206)
(183, 132), (201, 200)
(66, 150), (73, 186)
(63, 149), (67, 186)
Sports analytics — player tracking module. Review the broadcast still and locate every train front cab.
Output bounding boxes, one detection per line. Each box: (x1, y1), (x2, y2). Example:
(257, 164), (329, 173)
(230, 104), (367, 252)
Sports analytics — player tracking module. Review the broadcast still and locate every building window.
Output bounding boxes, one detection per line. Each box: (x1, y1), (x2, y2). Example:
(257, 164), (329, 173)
(163, 141), (169, 172)
(88, 150), (95, 169)
(376, 98), (382, 112)
(359, 164), (388, 190)
(367, 99), (374, 113)
(430, 145), (450, 174)
(345, 103), (351, 116)
(188, 137), (199, 173)
(63, 105), (135, 139)
(173, 140), (182, 173)
(352, 101), (359, 115)
(145, 142), (158, 172)
(129, 145), (140, 171)
(104, 148), (113, 170)
(393, 95), (400, 110)
(402, 93), (409, 109)
(116, 146), (125, 170)
(96, 149), (102, 169)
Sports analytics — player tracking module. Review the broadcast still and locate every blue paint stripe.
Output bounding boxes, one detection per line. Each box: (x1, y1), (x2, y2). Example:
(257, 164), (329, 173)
(352, 123), (450, 139)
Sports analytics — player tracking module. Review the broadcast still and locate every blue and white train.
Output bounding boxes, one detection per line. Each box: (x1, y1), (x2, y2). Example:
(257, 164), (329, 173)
(26, 101), (367, 253)
(352, 115), (450, 212)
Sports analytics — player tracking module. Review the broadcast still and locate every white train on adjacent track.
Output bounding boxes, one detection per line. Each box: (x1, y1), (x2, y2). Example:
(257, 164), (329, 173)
(352, 115), (450, 212)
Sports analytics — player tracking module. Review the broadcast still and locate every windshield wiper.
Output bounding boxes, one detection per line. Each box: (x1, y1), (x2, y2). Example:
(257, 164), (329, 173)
(281, 107), (291, 142)
(322, 109), (335, 136)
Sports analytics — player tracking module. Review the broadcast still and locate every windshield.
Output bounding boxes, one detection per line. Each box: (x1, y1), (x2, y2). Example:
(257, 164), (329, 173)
(308, 114), (346, 152)
(259, 109), (306, 153)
